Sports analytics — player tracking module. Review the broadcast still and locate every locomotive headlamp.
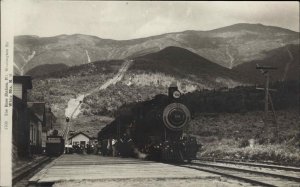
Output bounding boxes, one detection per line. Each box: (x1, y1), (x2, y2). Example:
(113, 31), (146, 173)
(173, 90), (181, 99)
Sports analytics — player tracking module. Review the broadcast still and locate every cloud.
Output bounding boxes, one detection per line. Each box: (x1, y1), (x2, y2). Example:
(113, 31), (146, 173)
(13, 1), (299, 40)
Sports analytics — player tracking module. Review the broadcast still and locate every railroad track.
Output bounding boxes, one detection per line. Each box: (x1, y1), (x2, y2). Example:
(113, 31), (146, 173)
(176, 160), (300, 187)
(199, 157), (300, 169)
(196, 158), (300, 172)
(13, 156), (53, 186)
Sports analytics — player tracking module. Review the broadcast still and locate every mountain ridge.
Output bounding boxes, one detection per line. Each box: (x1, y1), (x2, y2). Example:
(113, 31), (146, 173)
(14, 23), (299, 75)
(16, 23), (299, 41)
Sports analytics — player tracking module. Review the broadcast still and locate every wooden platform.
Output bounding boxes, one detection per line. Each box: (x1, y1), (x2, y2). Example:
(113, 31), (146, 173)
(29, 154), (220, 186)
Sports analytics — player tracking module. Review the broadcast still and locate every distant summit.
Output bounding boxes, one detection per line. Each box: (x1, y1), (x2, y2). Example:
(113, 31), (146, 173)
(210, 23), (298, 34)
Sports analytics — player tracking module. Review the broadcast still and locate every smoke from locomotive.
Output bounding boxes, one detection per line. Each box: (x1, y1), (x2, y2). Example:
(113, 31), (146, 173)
(98, 85), (199, 162)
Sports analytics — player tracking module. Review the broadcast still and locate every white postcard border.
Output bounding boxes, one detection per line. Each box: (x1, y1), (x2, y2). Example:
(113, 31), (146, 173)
(1, 0), (14, 186)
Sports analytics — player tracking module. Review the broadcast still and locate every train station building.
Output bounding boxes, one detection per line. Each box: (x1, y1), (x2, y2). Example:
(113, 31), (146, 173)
(13, 76), (57, 159)
(68, 132), (91, 148)
(13, 76), (32, 159)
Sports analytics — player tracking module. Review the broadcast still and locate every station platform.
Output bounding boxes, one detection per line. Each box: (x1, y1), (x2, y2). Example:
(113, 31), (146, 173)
(29, 154), (223, 186)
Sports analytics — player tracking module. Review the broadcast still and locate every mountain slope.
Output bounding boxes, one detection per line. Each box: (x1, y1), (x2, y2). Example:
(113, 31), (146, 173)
(130, 46), (246, 88)
(28, 47), (246, 124)
(15, 23), (299, 74)
(80, 47), (246, 118)
(233, 44), (299, 83)
(26, 63), (69, 77)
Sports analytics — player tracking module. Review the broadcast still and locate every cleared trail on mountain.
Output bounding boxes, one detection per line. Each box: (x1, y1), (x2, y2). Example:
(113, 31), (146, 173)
(282, 46), (294, 81)
(14, 62), (22, 74)
(92, 59), (132, 92)
(226, 45), (235, 69)
(85, 50), (91, 63)
(19, 51), (36, 75)
(64, 59), (133, 119)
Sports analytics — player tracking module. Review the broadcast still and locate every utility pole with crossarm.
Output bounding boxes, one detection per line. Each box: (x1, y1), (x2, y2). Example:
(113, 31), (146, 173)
(256, 64), (278, 141)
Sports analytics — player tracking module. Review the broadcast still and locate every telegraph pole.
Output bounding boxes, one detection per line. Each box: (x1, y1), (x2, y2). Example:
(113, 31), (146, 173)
(256, 64), (278, 141)
(264, 73), (269, 118)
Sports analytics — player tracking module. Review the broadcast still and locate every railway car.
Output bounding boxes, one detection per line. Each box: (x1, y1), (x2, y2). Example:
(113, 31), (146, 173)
(98, 85), (200, 162)
(46, 130), (65, 156)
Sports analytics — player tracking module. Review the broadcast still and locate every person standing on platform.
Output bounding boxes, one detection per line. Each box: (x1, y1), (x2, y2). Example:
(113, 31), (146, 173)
(107, 139), (112, 156)
(112, 138), (117, 157)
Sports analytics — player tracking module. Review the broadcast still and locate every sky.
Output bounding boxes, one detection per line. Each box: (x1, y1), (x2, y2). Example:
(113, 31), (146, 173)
(13, 1), (299, 40)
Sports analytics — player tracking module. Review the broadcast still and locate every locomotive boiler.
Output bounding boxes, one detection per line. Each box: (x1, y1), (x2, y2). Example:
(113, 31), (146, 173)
(98, 85), (199, 162)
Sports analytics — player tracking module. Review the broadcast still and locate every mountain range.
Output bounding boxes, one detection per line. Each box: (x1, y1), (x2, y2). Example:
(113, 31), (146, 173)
(27, 46), (247, 135)
(14, 23), (299, 79)
(24, 23), (299, 137)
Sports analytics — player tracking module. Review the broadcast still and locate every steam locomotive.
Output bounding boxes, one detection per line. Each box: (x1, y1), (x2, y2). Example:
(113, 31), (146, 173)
(98, 85), (200, 162)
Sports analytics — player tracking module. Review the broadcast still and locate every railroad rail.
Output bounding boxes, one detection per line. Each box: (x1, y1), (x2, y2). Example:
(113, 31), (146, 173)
(199, 157), (300, 168)
(196, 158), (300, 172)
(13, 156), (52, 185)
(175, 160), (300, 187)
